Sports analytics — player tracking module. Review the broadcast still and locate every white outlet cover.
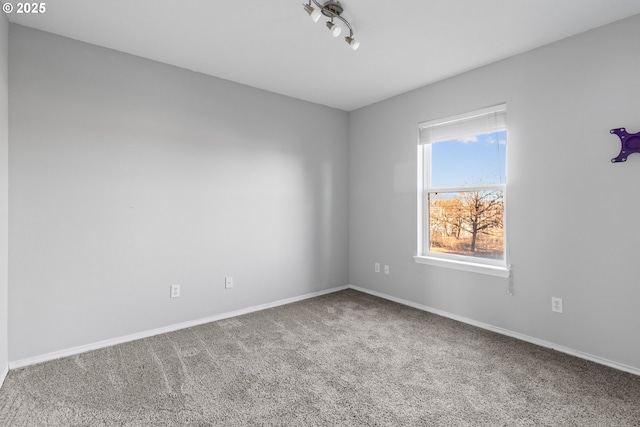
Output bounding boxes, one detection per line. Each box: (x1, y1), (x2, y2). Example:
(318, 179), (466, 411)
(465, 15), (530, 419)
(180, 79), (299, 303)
(225, 277), (234, 289)
(170, 284), (180, 298)
(374, 263), (380, 273)
(384, 265), (390, 275)
(551, 297), (563, 313)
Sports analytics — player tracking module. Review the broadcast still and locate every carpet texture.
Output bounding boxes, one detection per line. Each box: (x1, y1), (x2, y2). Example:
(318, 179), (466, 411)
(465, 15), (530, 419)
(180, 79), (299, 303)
(1, 289), (639, 426)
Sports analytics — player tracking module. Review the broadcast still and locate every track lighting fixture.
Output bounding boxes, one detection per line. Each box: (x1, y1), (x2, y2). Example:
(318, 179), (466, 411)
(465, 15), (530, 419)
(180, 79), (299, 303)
(302, 0), (360, 50)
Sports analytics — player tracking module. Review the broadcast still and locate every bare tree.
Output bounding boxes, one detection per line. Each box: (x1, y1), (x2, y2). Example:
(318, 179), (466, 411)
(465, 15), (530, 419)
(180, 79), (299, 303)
(429, 190), (503, 256)
(431, 196), (464, 238)
(461, 190), (503, 253)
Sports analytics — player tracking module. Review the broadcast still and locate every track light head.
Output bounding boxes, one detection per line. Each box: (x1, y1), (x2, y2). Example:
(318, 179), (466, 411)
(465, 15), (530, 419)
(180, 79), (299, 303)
(345, 36), (360, 50)
(303, 3), (321, 22)
(326, 20), (341, 37)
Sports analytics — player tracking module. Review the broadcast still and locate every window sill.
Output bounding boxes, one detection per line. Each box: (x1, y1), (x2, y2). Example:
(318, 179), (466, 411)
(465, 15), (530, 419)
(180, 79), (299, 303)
(414, 255), (510, 278)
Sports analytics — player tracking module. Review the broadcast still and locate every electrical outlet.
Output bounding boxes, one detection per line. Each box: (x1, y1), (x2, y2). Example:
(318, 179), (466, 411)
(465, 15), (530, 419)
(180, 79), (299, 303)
(170, 284), (180, 298)
(384, 265), (390, 275)
(551, 297), (563, 313)
(374, 263), (380, 273)
(225, 277), (234, 289)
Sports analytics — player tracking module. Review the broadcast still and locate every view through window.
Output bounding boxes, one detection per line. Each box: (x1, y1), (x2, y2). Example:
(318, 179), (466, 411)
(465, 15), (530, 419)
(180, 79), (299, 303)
(418, 105), (507, 265)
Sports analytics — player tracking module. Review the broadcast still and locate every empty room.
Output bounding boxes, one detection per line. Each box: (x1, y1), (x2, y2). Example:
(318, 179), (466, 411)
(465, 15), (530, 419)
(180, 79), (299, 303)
(1, 0), (640, 425)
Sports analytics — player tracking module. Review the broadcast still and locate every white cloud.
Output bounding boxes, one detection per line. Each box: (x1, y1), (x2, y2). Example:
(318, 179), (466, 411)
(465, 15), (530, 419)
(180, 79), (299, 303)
(459, 136), (478, 143)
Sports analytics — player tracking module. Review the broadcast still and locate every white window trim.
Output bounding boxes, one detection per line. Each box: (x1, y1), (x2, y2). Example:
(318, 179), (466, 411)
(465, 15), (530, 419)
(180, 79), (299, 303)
(413, 255), (510, 278)
(415, 104), (510, 278)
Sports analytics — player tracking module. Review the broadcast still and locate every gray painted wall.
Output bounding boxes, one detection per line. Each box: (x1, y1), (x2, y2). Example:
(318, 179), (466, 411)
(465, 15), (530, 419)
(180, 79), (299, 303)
(0, 14), (8, 377)
(8, 25), (349, 361)
(349, 14), (640, 371)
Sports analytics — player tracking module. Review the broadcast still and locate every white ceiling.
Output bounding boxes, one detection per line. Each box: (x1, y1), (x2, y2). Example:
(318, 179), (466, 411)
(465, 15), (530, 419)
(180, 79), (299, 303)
(6, 0), (640, 111)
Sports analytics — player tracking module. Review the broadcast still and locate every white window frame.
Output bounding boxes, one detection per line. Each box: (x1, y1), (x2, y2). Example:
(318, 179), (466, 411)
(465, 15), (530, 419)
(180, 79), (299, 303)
(414, 104), (510, 278)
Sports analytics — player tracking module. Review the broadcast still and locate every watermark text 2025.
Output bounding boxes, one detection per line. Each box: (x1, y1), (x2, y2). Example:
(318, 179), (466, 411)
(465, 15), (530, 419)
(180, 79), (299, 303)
(3, 3), (47, 14)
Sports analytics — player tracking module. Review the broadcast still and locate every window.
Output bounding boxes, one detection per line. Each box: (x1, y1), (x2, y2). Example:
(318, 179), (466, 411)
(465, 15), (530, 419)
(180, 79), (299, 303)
(415, 104), (509, 277)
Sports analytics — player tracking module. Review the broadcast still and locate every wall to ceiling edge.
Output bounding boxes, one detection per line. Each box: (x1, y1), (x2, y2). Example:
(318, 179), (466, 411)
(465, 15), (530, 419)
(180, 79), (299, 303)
(349, 13), (640, 373)
(7, 24), (349, 362)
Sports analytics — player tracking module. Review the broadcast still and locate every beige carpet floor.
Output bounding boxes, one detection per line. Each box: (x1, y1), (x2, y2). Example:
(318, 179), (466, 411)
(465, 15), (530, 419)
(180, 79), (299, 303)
(0, 289), (639, 426)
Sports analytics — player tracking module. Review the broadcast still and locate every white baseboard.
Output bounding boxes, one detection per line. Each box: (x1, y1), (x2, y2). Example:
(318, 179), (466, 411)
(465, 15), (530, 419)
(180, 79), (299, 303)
(348, 285), (640, 377)
(0, 364), (7, 388)
(9, 285), (349, 370)
(9, 284), (639, 377)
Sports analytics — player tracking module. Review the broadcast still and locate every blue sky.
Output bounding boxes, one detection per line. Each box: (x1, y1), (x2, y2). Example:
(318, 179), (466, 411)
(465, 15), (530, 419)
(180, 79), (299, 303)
(430, 130), (506, 188)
